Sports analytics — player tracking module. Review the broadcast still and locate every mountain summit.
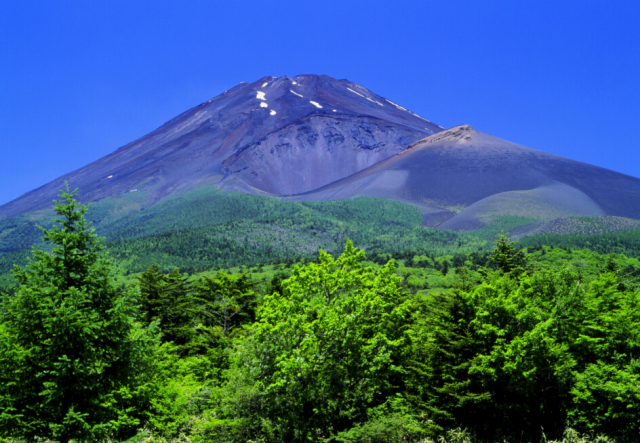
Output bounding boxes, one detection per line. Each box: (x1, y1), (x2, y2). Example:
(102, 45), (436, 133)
(0, 75), (440, 219)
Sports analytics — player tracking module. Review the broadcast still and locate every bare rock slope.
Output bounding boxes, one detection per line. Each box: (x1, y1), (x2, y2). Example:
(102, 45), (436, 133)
(293, 125), (640, 228)
(222, 114), (423, 195)
(0, 75), (439, 219)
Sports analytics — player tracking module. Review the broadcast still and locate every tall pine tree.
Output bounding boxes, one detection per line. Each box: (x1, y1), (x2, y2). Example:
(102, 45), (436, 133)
(0, 184), (157, 442)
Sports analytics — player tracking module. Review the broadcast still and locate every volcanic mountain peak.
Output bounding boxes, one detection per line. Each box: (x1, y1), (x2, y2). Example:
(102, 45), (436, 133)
(0, 74), (441, 219)
(4, 74), (638, 232)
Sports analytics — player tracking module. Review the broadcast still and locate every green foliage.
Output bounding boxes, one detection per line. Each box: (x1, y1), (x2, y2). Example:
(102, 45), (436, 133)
(408, 258), (640, 441)
(137, 265), (194, 350)
(0, 185), (157, 442)
(133, 237), (640, 442)
(519, 228), (640, 258)
(332, 400), (427, 443)
(209, 241), (412, 442)
(192, 271), (257, 343)
(487, 231), (527, 273)
(563, 271), (640, 438)
(525, 246), (640, 289)
(143, 343), (217, 440)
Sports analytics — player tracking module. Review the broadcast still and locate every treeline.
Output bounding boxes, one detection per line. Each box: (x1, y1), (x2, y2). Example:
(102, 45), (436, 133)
(4, 186), (640, 286)
(91, 187), (425, 242)
(0, 186), (428, 257)
(99, 190), (485, 274)
(103, 220), (485, 276)
(0, 189), (487, 281)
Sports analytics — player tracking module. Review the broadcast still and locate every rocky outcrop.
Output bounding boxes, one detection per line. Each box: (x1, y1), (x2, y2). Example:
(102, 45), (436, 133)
(222, 114), (426, 195)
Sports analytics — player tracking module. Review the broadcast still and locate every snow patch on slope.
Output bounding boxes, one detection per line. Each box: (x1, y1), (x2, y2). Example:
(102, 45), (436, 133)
(347, 87), (365, 98)
(260, 102), (268, 108)
(411, 112), (428, 121)
(385, 99), (407, 111)
(290, 89), (303, 98)
(310, 101), (323, 108)
(256, 91), (266, 100)
(347, 86), (383, 106)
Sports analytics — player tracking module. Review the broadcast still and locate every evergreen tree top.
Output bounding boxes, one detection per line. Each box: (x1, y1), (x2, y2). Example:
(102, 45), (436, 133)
(13, 182), (105, 293)
(487, 231), (527, 274)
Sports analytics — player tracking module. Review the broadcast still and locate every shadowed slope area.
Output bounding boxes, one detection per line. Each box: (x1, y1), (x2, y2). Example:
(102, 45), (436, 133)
(0, 75), (439, 219)
(292, 125), (640, 228)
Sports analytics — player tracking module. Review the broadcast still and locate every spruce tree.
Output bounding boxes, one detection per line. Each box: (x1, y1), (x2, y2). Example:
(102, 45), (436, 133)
(192, 271), (257, 342)
(0, 184), (157, 442)
(487, 231), (527, 274)
(137, 264), (194, 349)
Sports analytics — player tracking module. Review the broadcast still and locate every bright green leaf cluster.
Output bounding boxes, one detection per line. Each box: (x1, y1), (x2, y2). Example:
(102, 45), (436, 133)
(211, 241), (412, 441)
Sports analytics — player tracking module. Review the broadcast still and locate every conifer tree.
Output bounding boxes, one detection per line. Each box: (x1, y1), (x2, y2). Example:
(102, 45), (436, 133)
(0, 184), (157, 442)
(137, 264), (194, 348)
(487, 231), (527, 274)
(191, 271), (257, 343)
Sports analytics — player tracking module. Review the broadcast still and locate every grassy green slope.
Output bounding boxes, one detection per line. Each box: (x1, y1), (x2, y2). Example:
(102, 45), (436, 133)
(0, 186), (487, 282)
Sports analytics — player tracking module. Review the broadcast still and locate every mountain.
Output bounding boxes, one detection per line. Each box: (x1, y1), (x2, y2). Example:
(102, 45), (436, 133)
(2, 75), (639, 235)
(292, 125), (640, 229)
(0, 75), (440, 219)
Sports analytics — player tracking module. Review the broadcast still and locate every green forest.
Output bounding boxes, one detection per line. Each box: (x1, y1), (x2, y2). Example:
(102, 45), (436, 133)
(2, 188), (640, 442)
(3, 186), (640, 288)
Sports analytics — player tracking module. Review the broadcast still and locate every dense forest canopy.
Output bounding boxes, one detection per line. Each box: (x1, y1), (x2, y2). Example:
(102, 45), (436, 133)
(1, 188), (640, 442)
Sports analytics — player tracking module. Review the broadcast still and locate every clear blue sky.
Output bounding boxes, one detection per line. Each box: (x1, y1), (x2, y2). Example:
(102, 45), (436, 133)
(1, 1), (638, 206)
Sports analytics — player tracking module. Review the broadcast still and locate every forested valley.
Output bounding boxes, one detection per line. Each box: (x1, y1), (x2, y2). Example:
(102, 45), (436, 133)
(1, 188), (640, 442)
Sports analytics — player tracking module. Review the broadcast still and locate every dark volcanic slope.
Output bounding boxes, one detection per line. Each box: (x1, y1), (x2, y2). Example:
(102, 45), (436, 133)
(0, 75), (440, 219)
(294, 125), (640, 227)
(222, 113), (422, 195)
